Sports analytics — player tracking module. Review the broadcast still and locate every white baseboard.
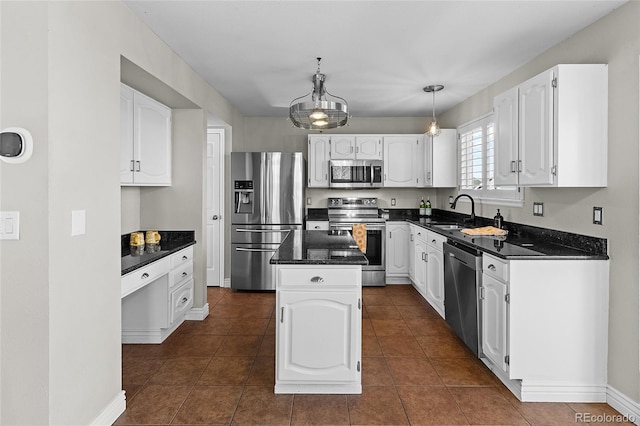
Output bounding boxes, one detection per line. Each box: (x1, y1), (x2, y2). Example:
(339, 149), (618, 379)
(90, 390), (125, 425)
(223, 278), (231, 288)
(607, 385), (640, 424)
(385, 276), (411, 284)
(186, 303), (209, 320)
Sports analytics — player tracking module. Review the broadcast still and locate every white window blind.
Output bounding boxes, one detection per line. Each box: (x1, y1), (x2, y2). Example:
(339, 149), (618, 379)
(457, 115), (522, 204)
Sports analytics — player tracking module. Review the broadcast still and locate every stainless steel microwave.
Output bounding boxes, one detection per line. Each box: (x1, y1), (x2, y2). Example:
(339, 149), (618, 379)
(329, 160), (383, 188)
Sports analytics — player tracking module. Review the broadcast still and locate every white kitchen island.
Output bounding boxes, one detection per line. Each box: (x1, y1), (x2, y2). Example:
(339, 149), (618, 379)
(270, 230), (368, 394)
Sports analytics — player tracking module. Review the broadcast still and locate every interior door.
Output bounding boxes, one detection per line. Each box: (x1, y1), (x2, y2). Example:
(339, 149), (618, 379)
(207, 129), (224, 286)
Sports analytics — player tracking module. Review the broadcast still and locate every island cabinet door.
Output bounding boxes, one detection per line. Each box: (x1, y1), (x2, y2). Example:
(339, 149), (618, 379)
(278, 290), (361, 383)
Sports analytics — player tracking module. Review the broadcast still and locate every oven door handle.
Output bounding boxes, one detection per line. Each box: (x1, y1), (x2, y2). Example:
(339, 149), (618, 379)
(236, 229), (291, 233)
(329, 224), (386, 231)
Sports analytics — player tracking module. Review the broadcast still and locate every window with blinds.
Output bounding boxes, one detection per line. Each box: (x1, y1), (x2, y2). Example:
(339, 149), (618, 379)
(457, 115), (522, 204)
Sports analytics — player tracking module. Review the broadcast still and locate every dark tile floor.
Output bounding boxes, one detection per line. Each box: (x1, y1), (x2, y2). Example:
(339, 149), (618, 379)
(117, 284), (628, 425)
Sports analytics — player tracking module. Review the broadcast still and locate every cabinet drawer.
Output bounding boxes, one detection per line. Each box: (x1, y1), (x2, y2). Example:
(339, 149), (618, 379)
(170, 246), (193, 269)
(170, 260), (193, 289)
(426, 230), (447, 251)
(170, 278), (194, 324)
(277, 266), (360, 289)
(483, 254), (509, 282)
(122, 257), (170, 298)
(306, 220), (329, 230)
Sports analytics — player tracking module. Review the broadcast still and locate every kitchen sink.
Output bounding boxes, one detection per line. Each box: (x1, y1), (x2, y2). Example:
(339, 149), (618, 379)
(432, 224), (464, 230)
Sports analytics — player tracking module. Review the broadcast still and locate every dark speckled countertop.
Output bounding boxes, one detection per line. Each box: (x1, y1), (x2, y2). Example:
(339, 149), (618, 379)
(270, 230), (368, 265)
(121, 230), (196, 275)
(409, 217), (608, 260)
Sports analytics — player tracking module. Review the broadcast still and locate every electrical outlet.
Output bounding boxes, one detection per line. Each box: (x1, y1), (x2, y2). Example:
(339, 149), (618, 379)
(533, 202), (544, 217)
(306, 197), (312, 205)
(593, 207), (603, 225)
(391, 198), (396, 206)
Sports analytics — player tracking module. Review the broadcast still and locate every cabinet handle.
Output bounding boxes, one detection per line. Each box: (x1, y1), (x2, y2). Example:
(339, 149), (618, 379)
(141, 272), (149, 279)
(182, 255), (188, 260)
(488, 264), (497, 271)
(181, 272), (188, 277)
(410, 234), (414, 241)
(432, 239), (436, 243)
(130, 160), (135, 172)
(310, 276), (324, 284)
(181, 297), (188, 304)
(517, 160), (522, 172)
(280, 307), (284, 323)
(389, 231), (392, 238)
(479, 287), (485, 300)
(510, 161), (516, 173)
(135, 160), (141, 172)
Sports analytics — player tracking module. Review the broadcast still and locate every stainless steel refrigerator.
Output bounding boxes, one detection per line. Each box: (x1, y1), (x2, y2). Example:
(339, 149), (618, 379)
(230, 152), (305, 290)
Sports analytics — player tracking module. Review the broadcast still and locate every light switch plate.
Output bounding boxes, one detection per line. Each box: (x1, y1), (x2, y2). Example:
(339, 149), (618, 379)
(391, 198), (396, 206)
(0, 211), (20, 240)
(306, 197), (312, 205)
(71, 210), (86, 236)
(593, 207), (603, 225)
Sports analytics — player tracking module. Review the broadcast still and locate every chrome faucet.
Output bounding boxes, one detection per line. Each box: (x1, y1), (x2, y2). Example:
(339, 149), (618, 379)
(450, 194), (476, 225)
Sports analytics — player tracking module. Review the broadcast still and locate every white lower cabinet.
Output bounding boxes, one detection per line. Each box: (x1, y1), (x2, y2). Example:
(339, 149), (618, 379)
(411, 228), (428, 297)
(385, 222), (410, 283)
(122, 246), (194, 343)
(425, 230), (446, 318)
(481, 258), (509, 373)
(275, 265), (362, 394)
(480, 253), (610, 402)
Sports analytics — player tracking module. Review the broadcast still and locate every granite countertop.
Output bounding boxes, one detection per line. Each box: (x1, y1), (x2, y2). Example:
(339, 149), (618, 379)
(408, 217), (608, 260)
(121, 230), (196, 275)
(270, 230), (369, 265)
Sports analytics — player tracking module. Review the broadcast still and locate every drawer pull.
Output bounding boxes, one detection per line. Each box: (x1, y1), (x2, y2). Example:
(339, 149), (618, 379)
(488, 264), (497, 271)
(310, 276), (324, 284)
(181, 272), (188, 277)
(280, 307), (284, 323)
(182, 255), (188, 260)
(141, 272), (149, 279)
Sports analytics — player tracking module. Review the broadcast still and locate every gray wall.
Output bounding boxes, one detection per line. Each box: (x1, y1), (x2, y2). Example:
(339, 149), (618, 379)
(0, 1), (243, 423)
(437, 1), (640, 403)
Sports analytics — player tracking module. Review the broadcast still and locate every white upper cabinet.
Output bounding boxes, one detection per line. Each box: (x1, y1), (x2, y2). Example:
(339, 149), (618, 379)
(423, 129), (457, 188)
(329, 135), (382, 160)
(383, 135), (420, 187)
(330, 135), (356, 159)
(493, 64), (608, 187)
(307, 135), (331, 187)
(306, 133), (454, 188)
(121, 84), (172, 186)
(493, 88), (519, 186)
(120, 85), (135, 184)
(355, 136), (382, 160)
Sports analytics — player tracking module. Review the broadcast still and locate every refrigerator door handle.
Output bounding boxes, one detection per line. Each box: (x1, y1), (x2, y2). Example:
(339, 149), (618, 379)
(235, 247), (278, 253)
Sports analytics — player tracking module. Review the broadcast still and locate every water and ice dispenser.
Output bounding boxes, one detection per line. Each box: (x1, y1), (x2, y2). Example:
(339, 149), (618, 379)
(234, 180), (254, 214)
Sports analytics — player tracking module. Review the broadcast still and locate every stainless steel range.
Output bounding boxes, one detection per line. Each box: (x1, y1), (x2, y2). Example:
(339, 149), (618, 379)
(328, 197), (385, 286)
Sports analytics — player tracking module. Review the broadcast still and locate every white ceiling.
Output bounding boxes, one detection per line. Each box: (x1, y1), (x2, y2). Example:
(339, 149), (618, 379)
(123, 0), (626, 119)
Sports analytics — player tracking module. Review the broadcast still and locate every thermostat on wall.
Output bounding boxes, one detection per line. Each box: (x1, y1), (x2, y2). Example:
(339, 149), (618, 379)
(0, 127), (33, 163)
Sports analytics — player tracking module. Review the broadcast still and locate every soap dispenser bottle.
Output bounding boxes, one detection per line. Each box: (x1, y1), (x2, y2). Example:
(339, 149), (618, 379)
(493, 209), (504, 229)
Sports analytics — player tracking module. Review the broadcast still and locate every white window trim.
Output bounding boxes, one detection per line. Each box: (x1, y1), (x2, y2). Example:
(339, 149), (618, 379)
(457, 113), (524, 207)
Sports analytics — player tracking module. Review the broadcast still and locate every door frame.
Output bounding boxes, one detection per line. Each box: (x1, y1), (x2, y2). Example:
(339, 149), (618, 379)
(206, 128), (225, 287)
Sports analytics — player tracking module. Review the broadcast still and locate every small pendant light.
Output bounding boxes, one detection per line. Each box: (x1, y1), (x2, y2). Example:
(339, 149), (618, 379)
(424, 84), (444, 137)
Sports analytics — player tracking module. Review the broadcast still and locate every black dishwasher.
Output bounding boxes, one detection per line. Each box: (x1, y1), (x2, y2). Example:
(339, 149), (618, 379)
(443, 238), (483, 357)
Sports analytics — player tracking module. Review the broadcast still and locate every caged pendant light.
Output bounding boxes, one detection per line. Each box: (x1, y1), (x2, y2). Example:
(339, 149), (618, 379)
(424, 84), (444, 137)
(289, 58), (349, 130)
